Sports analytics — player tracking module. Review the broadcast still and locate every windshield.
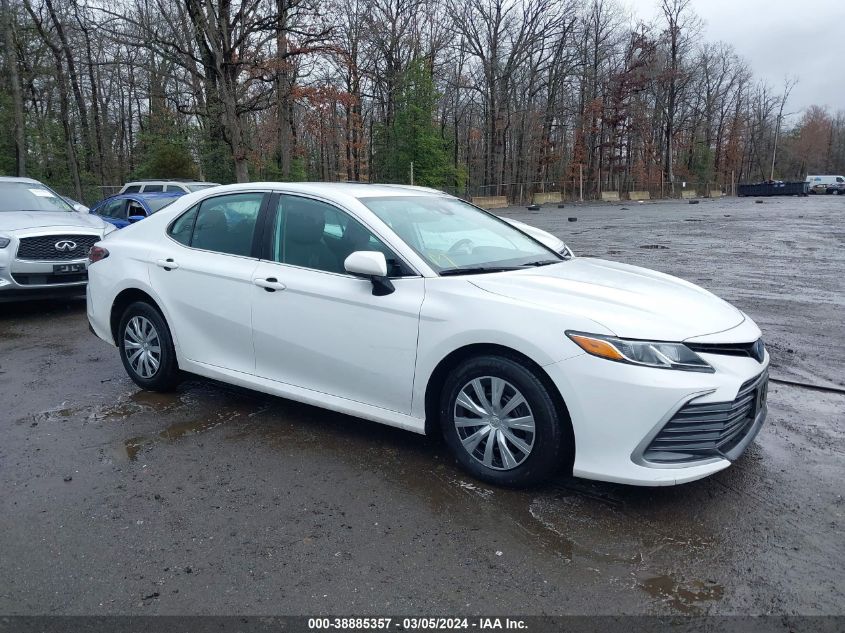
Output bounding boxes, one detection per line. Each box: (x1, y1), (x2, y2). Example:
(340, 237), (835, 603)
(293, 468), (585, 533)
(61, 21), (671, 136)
(0, 182), (75, 212)
(146, 197), (179, 213)
(186, 183), (219, 192)
(359, 195), (561, 274)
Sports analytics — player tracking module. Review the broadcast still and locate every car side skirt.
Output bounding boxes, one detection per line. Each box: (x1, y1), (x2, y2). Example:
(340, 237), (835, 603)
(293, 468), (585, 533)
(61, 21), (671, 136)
(180, 358), (428, 435)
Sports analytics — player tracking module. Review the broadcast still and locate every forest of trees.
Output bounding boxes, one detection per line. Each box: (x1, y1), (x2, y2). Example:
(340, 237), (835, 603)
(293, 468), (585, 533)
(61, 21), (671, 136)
(1, 0), (843, 204)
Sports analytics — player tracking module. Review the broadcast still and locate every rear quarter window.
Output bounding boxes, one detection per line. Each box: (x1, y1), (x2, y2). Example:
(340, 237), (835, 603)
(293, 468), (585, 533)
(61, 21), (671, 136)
(168, 205), (199, 246)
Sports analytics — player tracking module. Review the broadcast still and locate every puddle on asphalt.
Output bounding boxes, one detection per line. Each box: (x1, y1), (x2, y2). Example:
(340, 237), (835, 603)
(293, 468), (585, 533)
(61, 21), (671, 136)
(639, 574), (724, 613)
(23, 402), (80, 424)
(91, 390), (185, 422)
(121, 416), (224, 461)
(123, 436), (149, 461)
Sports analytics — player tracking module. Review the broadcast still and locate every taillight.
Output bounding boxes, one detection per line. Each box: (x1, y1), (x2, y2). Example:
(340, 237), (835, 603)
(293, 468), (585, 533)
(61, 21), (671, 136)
(89, 245), (109, 263)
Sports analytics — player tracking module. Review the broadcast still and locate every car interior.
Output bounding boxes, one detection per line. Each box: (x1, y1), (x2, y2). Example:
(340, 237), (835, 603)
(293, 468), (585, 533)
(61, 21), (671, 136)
(272, 196), (410, 276)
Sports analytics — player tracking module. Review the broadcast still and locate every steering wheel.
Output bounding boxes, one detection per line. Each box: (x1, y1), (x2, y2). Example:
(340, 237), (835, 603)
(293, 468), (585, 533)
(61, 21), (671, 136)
(448, 238), (474, 255)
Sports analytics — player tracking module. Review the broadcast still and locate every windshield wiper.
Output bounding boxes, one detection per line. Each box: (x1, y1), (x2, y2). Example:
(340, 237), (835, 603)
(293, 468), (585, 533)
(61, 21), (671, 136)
(520, 259), (561, 267)
(439, 266), (524, 276)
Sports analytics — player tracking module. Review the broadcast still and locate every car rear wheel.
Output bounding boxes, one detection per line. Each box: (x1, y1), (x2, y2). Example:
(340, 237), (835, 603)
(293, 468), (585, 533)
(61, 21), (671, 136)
(118, 301), (180, 391)
(439, 354), (571, 487)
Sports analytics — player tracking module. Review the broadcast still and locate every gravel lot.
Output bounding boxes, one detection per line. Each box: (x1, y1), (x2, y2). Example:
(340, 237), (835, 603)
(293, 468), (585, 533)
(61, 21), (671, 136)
(1, 195), (843, 616)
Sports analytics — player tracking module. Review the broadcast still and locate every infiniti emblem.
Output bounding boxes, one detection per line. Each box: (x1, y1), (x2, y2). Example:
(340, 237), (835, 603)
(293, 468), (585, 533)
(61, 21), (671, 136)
(54, 240), (77, 252)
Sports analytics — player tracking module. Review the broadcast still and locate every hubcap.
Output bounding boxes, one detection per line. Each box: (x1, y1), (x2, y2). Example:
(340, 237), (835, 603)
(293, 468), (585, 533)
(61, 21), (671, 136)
(453, 376), (535, 471)
(123, 316), (161, 379)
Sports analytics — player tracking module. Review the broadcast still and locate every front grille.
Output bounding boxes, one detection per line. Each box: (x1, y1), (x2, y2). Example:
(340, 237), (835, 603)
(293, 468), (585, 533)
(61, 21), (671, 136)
(16, 234), (99, 261)
(686, 339), (765, 363)
(643, 372), (768, 464)
(12, 272), (88, 286)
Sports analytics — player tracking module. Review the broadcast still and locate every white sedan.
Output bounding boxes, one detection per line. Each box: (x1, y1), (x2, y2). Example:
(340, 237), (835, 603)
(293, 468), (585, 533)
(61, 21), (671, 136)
(87, 183), (769, 487)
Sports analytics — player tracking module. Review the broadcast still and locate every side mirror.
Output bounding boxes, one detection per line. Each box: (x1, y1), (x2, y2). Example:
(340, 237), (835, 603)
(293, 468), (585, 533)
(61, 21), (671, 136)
(128, 215), (146, 223)
(344, 251), (395, 296)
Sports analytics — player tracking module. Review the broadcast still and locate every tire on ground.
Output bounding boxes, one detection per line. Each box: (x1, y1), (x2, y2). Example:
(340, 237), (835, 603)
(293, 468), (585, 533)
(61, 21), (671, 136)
(118, 301), (181, 392)
(439, 354), (572, 487)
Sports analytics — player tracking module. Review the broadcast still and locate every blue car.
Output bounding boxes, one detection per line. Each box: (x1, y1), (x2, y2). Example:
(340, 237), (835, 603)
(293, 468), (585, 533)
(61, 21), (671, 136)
(89, 192), (184, 228)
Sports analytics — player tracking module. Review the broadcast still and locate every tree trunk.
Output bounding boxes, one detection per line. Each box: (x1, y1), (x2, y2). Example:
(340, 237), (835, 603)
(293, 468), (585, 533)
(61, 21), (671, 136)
(2, 0), (26, 176)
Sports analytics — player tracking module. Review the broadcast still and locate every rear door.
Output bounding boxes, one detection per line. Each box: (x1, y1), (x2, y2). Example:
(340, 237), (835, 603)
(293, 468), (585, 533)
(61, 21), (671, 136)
(250, 193), (424, 414)
(147, 191), (269, 375)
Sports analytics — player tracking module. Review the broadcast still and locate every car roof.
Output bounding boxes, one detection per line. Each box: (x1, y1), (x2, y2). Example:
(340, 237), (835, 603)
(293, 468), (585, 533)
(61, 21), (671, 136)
(130, 191), (183, 198)
(109, 192), (182, 200)
(0, 176), (45, 185)
(95, 192), (182, 205)
(196, 182), (451, 199)
(124, 180), (218, 184)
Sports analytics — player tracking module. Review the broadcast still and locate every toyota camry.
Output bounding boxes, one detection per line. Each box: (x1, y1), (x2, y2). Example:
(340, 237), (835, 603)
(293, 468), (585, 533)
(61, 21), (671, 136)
(86, 183), (769, 487)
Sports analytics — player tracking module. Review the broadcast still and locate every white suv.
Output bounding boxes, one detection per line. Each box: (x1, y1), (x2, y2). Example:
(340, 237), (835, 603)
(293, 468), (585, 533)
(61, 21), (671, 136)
(119, 180), (220, 194)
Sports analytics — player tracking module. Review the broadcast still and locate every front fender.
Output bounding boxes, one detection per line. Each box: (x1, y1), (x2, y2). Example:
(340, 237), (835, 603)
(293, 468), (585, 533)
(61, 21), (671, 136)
(410, 278), (602, 419)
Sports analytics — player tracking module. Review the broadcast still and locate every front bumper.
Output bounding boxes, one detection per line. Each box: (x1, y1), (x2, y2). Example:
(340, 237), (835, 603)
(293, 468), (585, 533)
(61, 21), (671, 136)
(0, 230), (99, 302)
(545, 350), (769, 486)
(0, 256), (89, 301)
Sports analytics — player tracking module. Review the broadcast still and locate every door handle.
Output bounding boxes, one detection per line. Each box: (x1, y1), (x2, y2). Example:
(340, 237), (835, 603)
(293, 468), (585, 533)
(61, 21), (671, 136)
(253, 277), (286, 292)
(156, 258), (179, 271)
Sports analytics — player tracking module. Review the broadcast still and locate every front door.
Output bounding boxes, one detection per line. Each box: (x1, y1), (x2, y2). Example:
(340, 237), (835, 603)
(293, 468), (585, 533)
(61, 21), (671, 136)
(251, 194), (424, 414)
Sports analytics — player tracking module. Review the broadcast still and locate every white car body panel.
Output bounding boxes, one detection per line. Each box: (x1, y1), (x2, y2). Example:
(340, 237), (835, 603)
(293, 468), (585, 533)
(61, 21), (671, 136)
(251, 261), (425, 413)
(87, 182), (769, 486)
(147, 241), (259, 375)
(469, 258), (744, 341)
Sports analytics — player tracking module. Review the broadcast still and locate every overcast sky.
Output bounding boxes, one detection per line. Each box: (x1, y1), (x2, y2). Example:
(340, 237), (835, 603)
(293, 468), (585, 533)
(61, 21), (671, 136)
(623, 0), (845, 122)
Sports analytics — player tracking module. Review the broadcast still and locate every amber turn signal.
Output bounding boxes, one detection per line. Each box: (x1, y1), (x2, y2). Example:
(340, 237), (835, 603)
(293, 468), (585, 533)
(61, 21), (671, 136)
(567, 333), (625, 361)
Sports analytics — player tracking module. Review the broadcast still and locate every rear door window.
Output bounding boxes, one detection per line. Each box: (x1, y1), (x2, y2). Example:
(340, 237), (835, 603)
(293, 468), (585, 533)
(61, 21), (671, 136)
(100, 198), (127, 219)
(189, 193), (264, 256)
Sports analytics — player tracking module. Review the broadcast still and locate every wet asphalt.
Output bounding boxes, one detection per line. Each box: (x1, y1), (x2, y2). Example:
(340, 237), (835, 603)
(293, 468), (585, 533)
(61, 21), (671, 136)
(0, 196), (843, 615)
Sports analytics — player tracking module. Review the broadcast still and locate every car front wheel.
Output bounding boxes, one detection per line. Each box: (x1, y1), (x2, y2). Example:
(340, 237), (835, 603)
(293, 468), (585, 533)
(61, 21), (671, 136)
(118, 301), (180, 391)
(440, 355), (571, 487)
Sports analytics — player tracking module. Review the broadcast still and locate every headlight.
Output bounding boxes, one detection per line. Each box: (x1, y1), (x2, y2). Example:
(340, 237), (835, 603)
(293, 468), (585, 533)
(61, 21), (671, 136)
(566, 331), (714, 373)
(0, 237), (9, 248)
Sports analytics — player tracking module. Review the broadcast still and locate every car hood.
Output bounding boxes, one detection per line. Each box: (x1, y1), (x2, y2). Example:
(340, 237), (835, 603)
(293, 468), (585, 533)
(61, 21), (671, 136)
(502, 218), (566, 252)
(470, 258), (745, 341)
(0, 211), (107, 232)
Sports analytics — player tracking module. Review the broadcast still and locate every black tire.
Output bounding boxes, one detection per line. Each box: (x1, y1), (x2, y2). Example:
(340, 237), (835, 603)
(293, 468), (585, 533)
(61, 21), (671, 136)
(118, 301), (181, 392)
(439, 354), (572, 487)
